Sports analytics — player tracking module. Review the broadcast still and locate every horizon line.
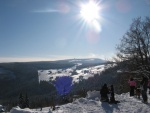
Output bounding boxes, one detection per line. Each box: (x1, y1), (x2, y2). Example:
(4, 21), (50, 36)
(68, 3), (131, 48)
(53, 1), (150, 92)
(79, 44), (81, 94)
(0, 57), (106, 63)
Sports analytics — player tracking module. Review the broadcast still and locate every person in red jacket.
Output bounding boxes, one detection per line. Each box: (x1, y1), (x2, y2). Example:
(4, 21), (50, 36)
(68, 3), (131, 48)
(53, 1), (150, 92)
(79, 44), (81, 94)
(128, 77), (136, 96)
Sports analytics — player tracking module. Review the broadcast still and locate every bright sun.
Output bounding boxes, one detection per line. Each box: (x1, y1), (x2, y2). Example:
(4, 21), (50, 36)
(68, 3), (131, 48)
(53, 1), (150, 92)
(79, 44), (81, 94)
(80, 1), (101, 31)
(80, 1), (100, 22)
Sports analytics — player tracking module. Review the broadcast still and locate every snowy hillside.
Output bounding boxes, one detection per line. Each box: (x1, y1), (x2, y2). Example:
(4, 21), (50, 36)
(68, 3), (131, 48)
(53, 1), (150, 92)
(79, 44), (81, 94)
(10, 91), (150, 113)
(38, 64), (106, 83)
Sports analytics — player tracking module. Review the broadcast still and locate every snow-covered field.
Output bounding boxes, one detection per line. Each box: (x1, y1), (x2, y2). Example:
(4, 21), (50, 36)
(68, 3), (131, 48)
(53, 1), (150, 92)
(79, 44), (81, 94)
(10, 91), (150, 113)
(38, 63), (106, 83)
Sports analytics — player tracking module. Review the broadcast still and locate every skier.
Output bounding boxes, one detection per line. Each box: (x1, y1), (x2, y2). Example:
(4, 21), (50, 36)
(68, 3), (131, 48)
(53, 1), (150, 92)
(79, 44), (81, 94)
(128, 77), (136, 96)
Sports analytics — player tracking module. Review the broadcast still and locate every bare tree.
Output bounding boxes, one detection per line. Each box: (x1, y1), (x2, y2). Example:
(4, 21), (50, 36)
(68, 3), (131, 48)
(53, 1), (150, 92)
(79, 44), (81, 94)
(116, 17), (150, 74)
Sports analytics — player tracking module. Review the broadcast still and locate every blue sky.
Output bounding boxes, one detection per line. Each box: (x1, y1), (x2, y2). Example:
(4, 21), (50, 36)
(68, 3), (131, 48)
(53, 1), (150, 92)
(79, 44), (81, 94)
(0, 0), (150, 62)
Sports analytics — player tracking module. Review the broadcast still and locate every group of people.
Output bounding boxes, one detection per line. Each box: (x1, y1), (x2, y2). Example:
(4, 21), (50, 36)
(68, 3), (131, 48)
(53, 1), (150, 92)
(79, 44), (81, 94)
(100, 84), (119, 104)
(128, 75), (150, 104)
(100, 75), (150, 104)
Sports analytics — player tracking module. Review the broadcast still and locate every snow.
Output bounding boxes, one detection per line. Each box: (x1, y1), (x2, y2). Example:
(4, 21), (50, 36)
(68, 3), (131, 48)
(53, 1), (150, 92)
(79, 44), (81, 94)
(38, 64), (106, 83)
(10, 106), (52, 113)
(0, 105), (4, 112)
(10, 106), (35, 113)
(69, 59), (81, 62)
(86, 90), (100, 99)
(10, 92), (150, 113)
(52, 93), (150, 113)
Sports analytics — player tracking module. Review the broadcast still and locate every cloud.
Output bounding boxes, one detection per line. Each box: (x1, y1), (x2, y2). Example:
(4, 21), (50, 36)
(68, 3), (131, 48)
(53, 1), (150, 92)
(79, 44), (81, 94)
(0, 55), (74, 63)
(32, 2), (71, 14)
(86, 53), (115, 60)
(0, 53), (115, 63)
(32, 8), (61, 13)
(0, 57), (54, 63)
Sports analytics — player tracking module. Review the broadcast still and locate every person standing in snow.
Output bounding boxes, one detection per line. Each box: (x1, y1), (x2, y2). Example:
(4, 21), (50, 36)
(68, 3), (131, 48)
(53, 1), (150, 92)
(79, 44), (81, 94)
(128, 77), (136, 96)
(140, 75), (148, 103)
(109, 85), (115, 103)
(148, 79), (150, 95)
(109, 85), (120, 104)
(100, 84), (109, 102)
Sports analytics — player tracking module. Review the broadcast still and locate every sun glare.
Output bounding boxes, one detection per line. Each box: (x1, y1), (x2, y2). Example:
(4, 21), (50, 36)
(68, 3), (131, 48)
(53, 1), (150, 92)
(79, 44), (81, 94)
(80, 1), (101, 32)
(80, 1), (100, 22)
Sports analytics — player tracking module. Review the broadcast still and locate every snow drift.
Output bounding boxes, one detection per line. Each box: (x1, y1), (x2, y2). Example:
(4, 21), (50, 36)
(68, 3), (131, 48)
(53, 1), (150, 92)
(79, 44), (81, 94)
(9, 91), (150, 113)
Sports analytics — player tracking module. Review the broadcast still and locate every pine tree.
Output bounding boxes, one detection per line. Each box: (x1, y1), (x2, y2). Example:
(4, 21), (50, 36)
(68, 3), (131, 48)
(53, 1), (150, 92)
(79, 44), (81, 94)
(19, 93), (24, 108)
(25, 93), (29, 108)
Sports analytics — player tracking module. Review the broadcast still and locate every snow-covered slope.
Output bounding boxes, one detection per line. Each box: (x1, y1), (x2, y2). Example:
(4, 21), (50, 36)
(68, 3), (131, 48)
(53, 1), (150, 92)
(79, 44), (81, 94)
(38, 64), (106, 83)
(10, 92), (150, 113)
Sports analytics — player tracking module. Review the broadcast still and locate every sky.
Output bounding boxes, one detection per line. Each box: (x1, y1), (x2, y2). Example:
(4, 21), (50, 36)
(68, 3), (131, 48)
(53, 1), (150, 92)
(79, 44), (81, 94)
(0, 0), (150, 63)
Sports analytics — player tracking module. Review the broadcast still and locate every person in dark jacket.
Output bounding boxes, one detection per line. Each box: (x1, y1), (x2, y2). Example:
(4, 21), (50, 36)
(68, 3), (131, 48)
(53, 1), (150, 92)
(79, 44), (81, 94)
(109, 85), (115, 102)
(148, 80), (150, 95)
(109, 85), (120, 104)
(140, 75), (149, 103)
(100, 84), (109, 102)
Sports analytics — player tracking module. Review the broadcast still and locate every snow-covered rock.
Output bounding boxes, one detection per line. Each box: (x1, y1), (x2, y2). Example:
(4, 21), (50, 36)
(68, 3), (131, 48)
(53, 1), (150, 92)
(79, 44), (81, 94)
(10, 106), (37, 113)
(87, 90), (100, 99)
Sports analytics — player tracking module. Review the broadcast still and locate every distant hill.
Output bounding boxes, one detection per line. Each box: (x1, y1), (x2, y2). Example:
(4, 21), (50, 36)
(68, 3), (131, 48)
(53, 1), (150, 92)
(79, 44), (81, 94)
(0, 58), (125, 111)
(68, 58), (106, 63)
(0, 58), (107, 100)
